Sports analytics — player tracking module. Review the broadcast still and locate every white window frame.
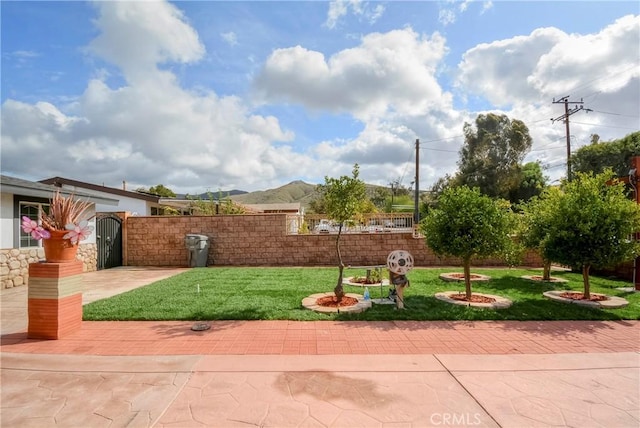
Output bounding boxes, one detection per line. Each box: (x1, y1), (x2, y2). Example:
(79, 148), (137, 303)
(19, 201), (49, 249)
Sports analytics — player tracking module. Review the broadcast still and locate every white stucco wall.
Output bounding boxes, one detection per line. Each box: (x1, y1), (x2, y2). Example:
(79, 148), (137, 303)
(1, 193), (15, 248)
(57, 184), (152, 215)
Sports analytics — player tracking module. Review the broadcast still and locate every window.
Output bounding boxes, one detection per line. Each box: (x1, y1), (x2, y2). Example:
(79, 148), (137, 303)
(19, 202), (49, 248)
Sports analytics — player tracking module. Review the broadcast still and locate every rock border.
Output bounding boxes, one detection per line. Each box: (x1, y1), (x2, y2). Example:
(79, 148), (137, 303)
(439, 272), (491, 283)
(342, 277), (390, 287)
(435, 291), (512, 309)
(302, 292), (372, 314)
(521, 275), (568, 283)
(543, 290), (629, 309)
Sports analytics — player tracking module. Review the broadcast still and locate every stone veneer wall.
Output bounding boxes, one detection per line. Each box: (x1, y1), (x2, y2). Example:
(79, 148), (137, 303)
(125, 214), (543, 268)
(1, 243), (96, 289)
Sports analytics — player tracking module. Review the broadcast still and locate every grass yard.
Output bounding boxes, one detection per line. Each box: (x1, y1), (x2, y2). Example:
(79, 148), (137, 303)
(83, 267), (640, 321)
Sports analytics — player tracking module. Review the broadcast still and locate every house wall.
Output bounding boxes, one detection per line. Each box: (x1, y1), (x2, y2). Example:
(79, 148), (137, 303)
(0, 193), (14, 248)
(125, 214), (544, 268)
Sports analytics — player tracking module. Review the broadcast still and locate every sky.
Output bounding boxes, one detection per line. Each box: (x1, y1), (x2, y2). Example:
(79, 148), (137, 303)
(2, 1), (639, 194)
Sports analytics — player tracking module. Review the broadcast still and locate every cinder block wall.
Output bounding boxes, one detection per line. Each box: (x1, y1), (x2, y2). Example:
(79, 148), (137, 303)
(125, 214), (544, 268)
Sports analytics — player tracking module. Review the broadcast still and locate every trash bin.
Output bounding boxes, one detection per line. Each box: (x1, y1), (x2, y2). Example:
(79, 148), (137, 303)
(185, 234), (210, 267)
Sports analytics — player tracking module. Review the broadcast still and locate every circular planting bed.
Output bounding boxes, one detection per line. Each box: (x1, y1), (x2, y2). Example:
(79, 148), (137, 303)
(343, 277), (390, 287)
(439, 272), (491, 283)
(302, 292), (372, 314)
(521, 275), (568, 283)
(435, 291), (512, 309)
(543, 290), (629, 309)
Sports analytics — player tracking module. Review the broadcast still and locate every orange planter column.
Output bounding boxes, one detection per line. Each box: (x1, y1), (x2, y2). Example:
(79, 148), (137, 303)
(28, 261), (83, 339)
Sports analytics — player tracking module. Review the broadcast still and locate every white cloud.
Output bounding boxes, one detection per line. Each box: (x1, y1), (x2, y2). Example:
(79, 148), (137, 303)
(455, 14), (640, 182)
(255, 28), (449, 121)
(439, 0), (494, 26)
(1, 1), (309, 193)
(221, 31), (238, 46)
(325, 0), (385, 29)
(88, 1), (204, 80)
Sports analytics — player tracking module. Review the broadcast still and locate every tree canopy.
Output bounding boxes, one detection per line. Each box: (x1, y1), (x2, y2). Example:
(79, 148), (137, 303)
(572, 131), (640, 178)
(420, 186), (514, 299)
(537, 170), (640, 298)
(457, 113), (533, 201)
(509, 161), (548, 204)
(137, 184), (176, 198)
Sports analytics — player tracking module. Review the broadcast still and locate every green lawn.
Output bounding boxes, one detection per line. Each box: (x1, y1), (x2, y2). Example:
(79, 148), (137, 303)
(83, 267), (640, 321)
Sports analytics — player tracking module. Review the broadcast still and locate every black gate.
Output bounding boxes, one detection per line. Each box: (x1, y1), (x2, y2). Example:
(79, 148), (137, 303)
(96, 214), (123, 270)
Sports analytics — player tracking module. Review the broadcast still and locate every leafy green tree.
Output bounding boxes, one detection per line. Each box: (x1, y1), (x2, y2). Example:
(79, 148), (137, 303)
(420, 186), (515, 299)
(518, 187), (561, 280)
(457, 113), (533, 201)
(572, 131), (640, 178)
(141, 184), (176, 197)
(319, 164), (367, 302)
(509, 161), (548, 204)
(541, 170), (640, 299)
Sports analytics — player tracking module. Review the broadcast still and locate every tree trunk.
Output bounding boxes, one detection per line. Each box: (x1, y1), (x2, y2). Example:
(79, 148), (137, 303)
(582, 264), (591, 300)
(464, 258), (472, 300)
(334, 225), (345, 302)
(542, 260), (551, 281)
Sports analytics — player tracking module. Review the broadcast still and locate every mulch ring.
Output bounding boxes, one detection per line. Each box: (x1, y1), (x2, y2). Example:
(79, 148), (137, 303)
(316, 295), (359, 307)
(543, 290), (629, 309)
(435, 291), (512, 309)
(302, 292), (372, 314)
(439, 272), (491, 283)
(448, 293), (496, 304)
(559, 292), (608, 302)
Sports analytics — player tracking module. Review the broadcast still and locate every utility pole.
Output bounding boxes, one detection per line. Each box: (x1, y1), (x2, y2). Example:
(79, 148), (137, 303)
(414, 139), (420, 225)
(551, 96), (584, 181)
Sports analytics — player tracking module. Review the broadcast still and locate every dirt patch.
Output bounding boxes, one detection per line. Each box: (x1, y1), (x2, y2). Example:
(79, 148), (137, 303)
(447, 293), (497, 304)
(559, 292), (609, 302)
(316, 296), (359, 307)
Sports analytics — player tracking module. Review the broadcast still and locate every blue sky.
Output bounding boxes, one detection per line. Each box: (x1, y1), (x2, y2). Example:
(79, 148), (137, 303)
(2, 1), (639, 193)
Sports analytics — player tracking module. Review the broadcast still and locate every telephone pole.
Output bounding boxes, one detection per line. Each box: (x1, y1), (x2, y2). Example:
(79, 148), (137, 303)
(414, 138), (420, 224)
(551, 96), (584, 181)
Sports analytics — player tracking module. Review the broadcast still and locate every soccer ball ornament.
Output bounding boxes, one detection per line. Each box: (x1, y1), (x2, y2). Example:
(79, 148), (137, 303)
(387, 250), (414, 275)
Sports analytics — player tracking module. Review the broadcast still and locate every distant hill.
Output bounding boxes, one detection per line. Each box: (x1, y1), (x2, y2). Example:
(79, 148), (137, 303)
(230, 180), (319, 207)
(174, 189), (248, 200)
(230, 180), (389, 209)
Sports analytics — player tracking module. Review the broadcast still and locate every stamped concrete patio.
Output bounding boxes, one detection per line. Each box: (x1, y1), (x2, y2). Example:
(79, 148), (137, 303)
(1, 266), (639, 427)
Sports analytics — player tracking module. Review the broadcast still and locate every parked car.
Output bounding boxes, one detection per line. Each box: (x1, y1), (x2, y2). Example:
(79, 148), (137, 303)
(314, 219), (333, 233)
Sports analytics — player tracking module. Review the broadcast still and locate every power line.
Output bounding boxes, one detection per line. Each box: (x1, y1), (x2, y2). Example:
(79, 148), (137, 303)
(587, 109), (639, 118)
(553, 64), (639, 101)
(570, 121), (639, 130)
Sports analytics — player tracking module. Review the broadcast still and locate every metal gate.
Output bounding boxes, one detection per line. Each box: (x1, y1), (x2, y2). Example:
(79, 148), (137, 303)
(96, 214), (123, 270)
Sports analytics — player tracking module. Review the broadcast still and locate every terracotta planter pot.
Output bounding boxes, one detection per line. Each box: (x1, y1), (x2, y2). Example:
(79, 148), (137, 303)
(43, 230), (79, 263)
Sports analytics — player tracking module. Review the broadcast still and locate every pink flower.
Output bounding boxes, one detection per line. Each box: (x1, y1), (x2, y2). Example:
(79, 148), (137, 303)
(21, 216), (51, 240)
(63, 220), (94, 244)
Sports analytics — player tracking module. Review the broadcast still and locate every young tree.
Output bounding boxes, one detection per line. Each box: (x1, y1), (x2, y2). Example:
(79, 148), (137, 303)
(421, 186), (514, 299)
(320, 164), (367, 302)
(540, 171), (640, 299)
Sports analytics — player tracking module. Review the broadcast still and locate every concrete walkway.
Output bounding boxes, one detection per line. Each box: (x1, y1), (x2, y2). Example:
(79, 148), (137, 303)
(1, 267), (639, 427)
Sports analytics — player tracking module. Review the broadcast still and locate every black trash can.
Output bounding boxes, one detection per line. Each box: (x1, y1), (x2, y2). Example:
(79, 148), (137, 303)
(184, 234), (210, 267)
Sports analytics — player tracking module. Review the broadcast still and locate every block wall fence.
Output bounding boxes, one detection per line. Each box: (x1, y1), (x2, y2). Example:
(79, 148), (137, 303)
(125, 214), (544, 268)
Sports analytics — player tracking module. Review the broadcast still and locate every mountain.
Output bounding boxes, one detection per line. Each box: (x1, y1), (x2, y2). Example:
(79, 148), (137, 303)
(174, 189), (248, 199)
(230, 180), (390, 209)
(230, 180), (319, 207)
